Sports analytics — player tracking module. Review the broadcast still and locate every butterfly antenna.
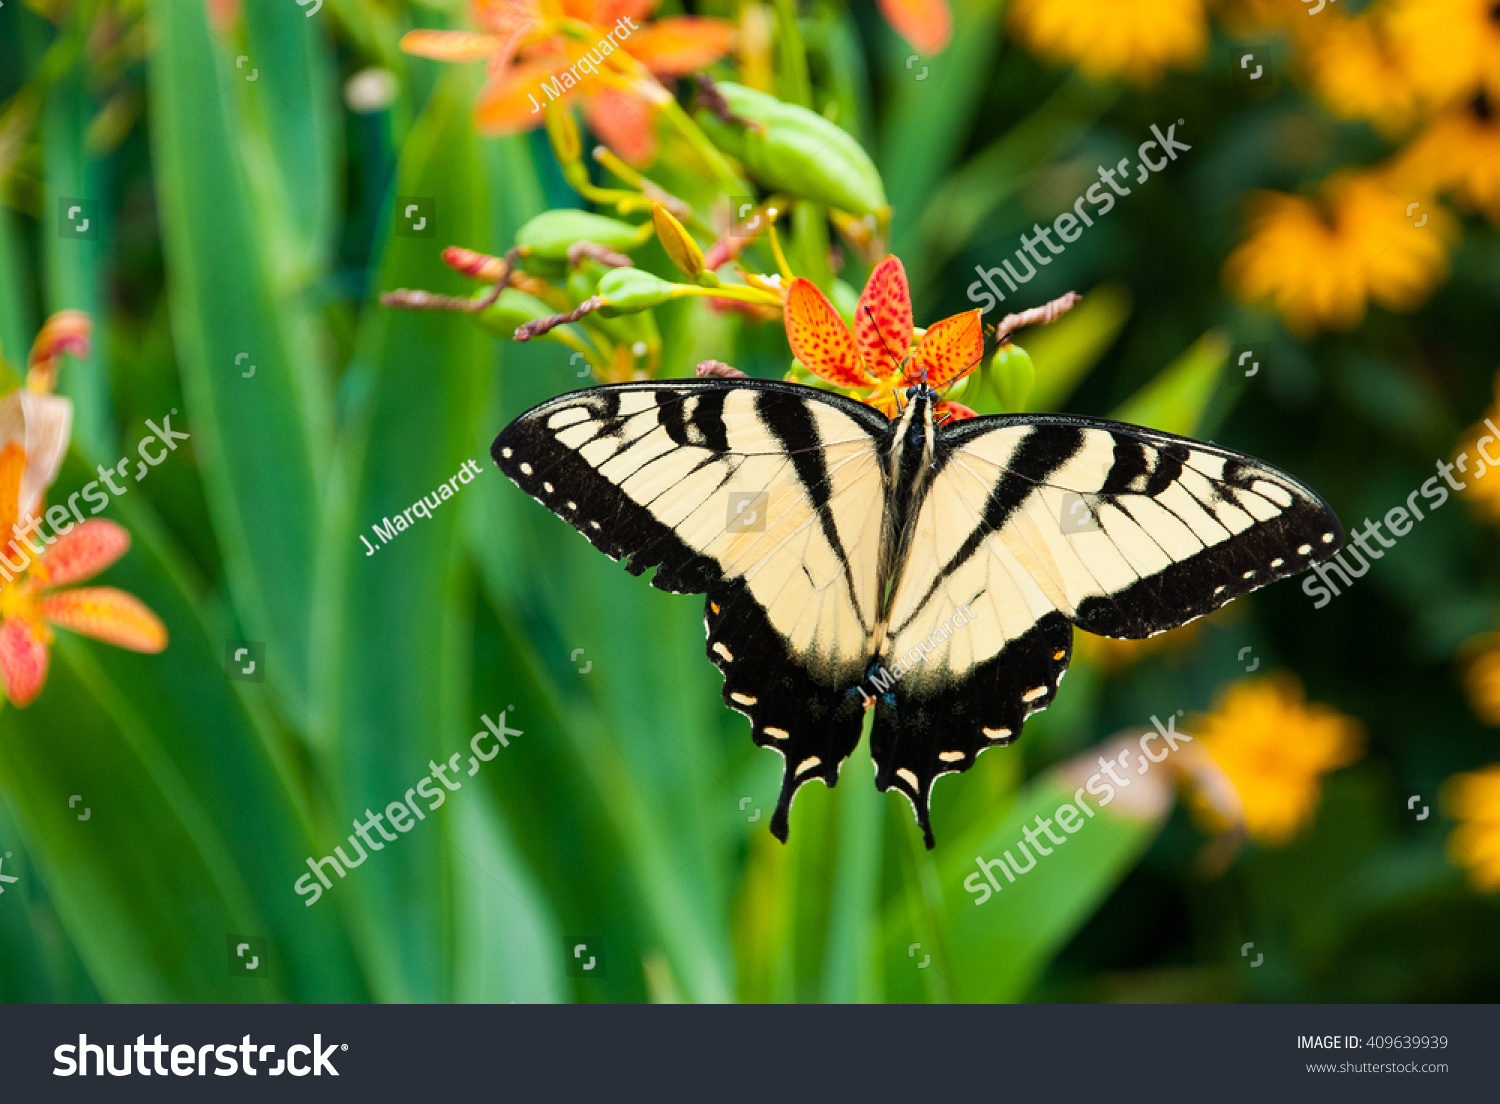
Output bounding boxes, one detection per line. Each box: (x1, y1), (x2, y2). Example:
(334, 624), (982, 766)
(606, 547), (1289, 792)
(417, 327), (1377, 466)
(863, 305), (920, 387)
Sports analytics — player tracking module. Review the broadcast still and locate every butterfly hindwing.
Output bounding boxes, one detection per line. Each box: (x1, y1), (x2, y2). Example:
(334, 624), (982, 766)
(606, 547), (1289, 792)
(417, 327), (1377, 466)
(493, 379), (891, 828)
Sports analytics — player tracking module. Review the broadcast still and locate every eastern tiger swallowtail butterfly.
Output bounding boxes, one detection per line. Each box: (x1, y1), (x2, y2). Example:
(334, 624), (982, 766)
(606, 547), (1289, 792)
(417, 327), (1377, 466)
(492, 378), (1343, 848)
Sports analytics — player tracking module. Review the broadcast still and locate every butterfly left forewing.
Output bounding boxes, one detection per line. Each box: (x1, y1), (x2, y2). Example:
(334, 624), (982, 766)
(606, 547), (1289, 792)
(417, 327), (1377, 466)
(493, 379), (892, 839)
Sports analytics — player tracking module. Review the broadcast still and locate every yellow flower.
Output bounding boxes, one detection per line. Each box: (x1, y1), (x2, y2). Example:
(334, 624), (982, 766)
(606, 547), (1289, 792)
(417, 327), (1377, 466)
(1463, 638), (1500, 726)
(1444, 764), (1500, 892)
(1452, 376), (1500, 523)
(1006, 0), (1206, 85)
(1392, 93), (1500, 224)
(1299, 10), (1420, 133)
(1224, 172), (1457, 336)
(1189, 675), (1363, 846)
(1384, 0), (1500, 108)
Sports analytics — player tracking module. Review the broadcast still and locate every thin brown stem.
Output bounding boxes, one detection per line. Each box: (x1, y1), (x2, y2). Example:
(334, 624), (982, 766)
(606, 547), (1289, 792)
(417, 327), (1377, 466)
(379, 247), (521, 314)
(515, 297), (605, 342)
(994, 291), (1081, 344)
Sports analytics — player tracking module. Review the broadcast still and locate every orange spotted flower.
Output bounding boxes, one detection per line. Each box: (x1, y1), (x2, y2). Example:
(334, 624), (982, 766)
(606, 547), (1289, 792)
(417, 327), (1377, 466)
(783, 255), (983, 420)
(401, 0), (735, 164)
(0, 312), (166, 708)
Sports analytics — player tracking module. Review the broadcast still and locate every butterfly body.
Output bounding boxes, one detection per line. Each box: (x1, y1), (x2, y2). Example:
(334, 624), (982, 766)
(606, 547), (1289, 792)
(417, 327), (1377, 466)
(493, 377), (1343, 848)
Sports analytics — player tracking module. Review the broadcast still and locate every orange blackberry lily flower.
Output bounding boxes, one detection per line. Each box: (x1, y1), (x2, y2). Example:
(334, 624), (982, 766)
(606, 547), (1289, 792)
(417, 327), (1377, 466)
(0, 313), (168, 707)
(0, 460), (167, 707)
(402, 0), (736, 164)
(783, 254), (983, 420)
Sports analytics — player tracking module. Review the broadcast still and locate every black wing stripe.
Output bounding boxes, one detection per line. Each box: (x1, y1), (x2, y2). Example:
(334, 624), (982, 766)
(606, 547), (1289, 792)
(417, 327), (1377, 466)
(892, 425), (1085, 636)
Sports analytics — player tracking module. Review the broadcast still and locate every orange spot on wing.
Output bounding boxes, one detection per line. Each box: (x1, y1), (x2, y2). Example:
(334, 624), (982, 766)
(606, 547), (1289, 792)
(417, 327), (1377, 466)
(854, 255), (914, 380)
(914, 308), (984, 388)
(783, 278), (872, 388)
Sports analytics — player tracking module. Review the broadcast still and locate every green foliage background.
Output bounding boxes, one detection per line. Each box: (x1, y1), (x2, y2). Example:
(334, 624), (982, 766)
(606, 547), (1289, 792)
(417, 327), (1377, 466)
(0, 0), (1496, 1003)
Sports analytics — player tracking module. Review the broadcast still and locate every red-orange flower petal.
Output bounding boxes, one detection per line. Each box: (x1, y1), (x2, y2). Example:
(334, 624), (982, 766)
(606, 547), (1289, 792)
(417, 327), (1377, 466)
(934, 400), (977, 423)
(625, 18), (736, 76)
(0, 618), (49, 707)
(36, 519), (130, 589)
(0, 441), (23, 543)
(913, 308), (984, 387)
(591, 0), (658, 29)
(39, 588), (168, 654)
(474, 58), (569, 133)
(784, 278), (872, 388)
(877, 0), (951, 55)
(400, 29), (507, 61)
(854, 255), (915, 380)
(584, 87), (657, 165)
(473, 0), (547, 36)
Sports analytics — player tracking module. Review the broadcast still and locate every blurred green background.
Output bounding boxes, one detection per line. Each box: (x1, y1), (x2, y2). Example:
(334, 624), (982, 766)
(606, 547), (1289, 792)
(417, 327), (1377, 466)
(1, 0), (1497, 1004)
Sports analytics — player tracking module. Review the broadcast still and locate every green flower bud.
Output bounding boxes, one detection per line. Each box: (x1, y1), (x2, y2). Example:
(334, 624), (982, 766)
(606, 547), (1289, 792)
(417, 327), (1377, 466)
(697, 83), (887, 217)
(992, 343), (1036, 414)
(515, 210), (650, 259)
(597, 267), (684, 311)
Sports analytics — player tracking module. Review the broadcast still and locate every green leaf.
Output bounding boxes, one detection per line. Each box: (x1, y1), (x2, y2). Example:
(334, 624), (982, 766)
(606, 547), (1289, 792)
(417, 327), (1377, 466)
(147, 0), (328, 730)
(884, 771), (1165, 1002)
(319, 67), (496, 1001)
(0, 461), (365, 1001)
(0, 205), (32, 374)
(917, 75), (1119, 274)
(43, 63), (115, 459)
(1023, 281), (1133, 413)
(881, 0), (1008, 269)
(1112, 331), (1230, 436)
(241, 0), (341, 276)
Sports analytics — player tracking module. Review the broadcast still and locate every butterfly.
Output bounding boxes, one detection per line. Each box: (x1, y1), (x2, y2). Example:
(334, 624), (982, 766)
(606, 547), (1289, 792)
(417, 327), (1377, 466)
(491, 369), (1345, 849)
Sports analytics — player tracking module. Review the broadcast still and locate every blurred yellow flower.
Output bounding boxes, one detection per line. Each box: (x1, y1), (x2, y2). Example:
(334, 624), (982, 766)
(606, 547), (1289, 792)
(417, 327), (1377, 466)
(1463, 640), (1500, 726)
(1453, 376), (1500, 522)
(1445, 764), (1500, 892)
(1299, 11), (1419, 132)
(1224, 172), (1457, 335)
(1007, 0), (1206, 85)
(1384, 0), (1500, 107)
(1216, 0), (1303, 36)
(1189, 675), (1363, 846)
(1392, 93), (1500, 223)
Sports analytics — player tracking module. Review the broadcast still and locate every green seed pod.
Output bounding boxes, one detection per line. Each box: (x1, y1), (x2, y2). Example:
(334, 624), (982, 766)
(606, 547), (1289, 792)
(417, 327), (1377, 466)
(697, 83), (887, 217)
(515, 210), (650, 259)
(597, 267), (683, 312)
(991, 343), (1036, 414)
